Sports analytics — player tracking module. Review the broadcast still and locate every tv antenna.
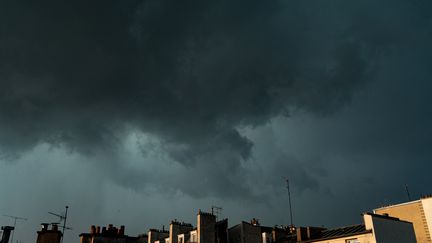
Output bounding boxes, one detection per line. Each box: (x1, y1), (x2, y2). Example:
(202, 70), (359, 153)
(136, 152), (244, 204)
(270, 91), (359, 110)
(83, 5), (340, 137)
(405, 184), (412, 201)
(2, 214), (27, 243)
(283, 177), (294, 227)
(211, 206), (223, 220)
(48, 206), (70, 243)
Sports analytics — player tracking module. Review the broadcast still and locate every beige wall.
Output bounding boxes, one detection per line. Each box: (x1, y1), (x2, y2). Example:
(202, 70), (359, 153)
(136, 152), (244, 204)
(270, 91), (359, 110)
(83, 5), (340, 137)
(375, 200), (431, 243)
(308, 233), (374, 243)
(310, 214), (416, 243)
(148, 231), (169, 243)
(169, 223), (192, 243)
(422, 198), (432, 241)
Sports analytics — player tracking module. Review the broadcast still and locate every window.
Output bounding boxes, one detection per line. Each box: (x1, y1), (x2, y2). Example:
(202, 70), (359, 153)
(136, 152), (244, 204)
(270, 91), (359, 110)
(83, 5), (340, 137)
(190, 232), (197, 243)
(346, 239), (360, 243)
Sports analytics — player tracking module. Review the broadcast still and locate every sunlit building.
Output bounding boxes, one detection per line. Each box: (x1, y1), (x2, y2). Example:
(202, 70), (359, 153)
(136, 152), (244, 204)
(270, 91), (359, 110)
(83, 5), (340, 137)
(374, 195), (432, 243)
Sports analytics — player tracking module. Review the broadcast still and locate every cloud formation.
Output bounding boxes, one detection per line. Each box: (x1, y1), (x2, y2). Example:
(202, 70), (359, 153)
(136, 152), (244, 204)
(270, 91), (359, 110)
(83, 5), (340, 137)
(1, 0), (431, 198)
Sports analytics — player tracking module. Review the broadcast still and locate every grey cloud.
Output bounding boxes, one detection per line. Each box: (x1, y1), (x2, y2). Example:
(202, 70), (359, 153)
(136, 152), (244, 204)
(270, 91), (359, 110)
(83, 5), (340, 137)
(1, 0), (430, 198)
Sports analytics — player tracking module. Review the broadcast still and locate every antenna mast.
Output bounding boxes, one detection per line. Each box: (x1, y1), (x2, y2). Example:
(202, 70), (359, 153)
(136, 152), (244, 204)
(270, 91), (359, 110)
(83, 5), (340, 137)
(284, 178), (294, 227)
(405, 184), (412, 201)
(48, 206), (70, 243)
(211, 206), (223, 221)
(2, 214), (27, 243)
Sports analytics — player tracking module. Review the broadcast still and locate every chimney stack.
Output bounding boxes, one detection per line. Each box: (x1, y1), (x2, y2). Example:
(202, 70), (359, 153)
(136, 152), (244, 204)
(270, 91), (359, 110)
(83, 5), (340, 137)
(118, 226), (125, 236)
(1, 226), (14, 243)
(90, 225), (96, 235)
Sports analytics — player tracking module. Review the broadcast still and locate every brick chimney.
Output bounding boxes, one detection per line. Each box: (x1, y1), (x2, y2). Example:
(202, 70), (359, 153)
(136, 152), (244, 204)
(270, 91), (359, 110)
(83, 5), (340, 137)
(36, 224), (62, 243)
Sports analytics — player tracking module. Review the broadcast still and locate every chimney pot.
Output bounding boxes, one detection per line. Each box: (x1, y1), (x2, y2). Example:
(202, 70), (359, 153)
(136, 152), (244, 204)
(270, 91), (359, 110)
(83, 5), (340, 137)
(119, 226), (125, 236)
(41, 223), (49, 231)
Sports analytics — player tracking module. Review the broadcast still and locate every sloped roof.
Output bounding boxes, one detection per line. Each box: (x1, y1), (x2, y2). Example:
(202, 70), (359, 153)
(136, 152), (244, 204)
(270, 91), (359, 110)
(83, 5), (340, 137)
(319, 224), (369, 239)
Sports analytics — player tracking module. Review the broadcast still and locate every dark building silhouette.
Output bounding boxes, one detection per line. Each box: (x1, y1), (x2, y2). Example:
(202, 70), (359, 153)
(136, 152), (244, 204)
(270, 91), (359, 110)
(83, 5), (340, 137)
(80, 224), (147, 243)
(215, 219), (228, 243)
(1, 226), (14, 243)
(36, 224), (62, 243)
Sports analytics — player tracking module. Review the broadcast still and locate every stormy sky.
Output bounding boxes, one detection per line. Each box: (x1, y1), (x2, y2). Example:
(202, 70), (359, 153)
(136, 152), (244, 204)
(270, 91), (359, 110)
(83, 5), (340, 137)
(1, 0), (432, 243)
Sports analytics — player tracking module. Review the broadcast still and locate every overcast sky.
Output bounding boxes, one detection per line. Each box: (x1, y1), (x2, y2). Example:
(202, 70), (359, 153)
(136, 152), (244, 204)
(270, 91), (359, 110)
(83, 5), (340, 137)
(1, 1), (432, 243)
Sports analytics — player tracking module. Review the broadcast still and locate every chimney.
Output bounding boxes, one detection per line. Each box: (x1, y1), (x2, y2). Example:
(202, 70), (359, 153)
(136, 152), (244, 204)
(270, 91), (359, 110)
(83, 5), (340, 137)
(90, 225), (96, 235)
(118, 226), (125, 236)
(250, 218), (260, 226)
(1, 226), (14, 243)
(52, 224), (58, 231)
(41, 224), (49, 231)
(36, 224), (62, 243)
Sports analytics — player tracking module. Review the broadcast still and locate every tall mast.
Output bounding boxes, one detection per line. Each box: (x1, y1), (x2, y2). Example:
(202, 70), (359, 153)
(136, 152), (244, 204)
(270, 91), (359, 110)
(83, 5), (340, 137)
(285, 178), (294, 226)
(48, 206), (70, 243)
(405, 184), (412, 201)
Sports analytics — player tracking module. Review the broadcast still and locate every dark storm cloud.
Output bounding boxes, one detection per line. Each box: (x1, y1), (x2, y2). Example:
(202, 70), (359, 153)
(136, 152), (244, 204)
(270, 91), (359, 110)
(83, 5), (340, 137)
(1, 0), (431, 198)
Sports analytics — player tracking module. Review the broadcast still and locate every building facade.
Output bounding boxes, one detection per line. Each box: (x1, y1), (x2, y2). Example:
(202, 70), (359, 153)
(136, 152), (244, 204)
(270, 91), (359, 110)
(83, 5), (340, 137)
(374, 195), (432, 243)
(79, 224), (147, 243)
(297, 213), (416, 243)
(37, 224), (62, 243)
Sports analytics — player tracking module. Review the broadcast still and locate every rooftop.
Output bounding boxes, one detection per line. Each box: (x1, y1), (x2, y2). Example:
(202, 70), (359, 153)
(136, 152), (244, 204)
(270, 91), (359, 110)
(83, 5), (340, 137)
(300, 224), (371, 242)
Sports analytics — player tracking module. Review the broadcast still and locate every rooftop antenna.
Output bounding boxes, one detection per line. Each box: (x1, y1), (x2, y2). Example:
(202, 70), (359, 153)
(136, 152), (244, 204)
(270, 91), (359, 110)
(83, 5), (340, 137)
(2, 214), (27, 243)
(405, 184), (412, 201)
(283, 177), (294, 227)
(211, 206), (223, 221)
(48, 206), (69, 243)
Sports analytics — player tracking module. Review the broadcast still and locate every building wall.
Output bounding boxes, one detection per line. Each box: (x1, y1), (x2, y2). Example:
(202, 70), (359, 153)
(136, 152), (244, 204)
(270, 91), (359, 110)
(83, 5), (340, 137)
(80, 234), (144, 243)
(36, 225), (62, 243)
(197, 212), (215, 243)
(169, 223), (192, 243)
(228, 225), (242, 243)
(190, 230), (198, 243)
(262, 232), (272, 243)
(177, 234), (189, 243)
(422, 197), (432, 242)
(148, 231), (169, 243)
(92, 237), (128, 243)
(37, 232), (62, 243)
(228, 222), (261, 243)
(364, 214), (416, 243)
(374, 200), (431, 243)
(136, 235), (148, 243)
(241, 222), (261, 243)
(308, 233), (374, 243)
